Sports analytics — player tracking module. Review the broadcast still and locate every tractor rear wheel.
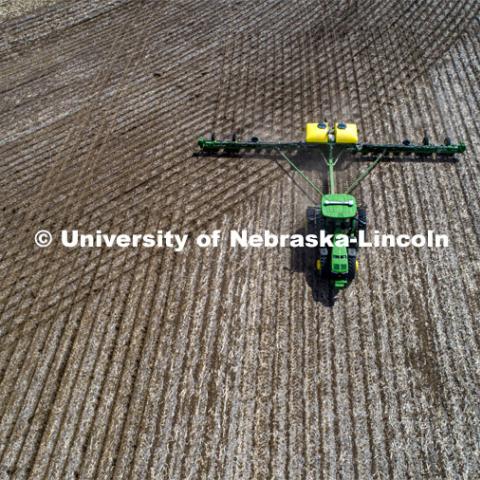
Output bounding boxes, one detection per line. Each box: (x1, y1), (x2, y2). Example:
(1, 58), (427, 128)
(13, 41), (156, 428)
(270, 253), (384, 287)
(316, 248), (329, 278)
(317, 215), (326, 232)
(346, 255), (358, 282)
(306, 207), (316, 224)
(316, 255), (329, 277)
(306, 216), (316, 237)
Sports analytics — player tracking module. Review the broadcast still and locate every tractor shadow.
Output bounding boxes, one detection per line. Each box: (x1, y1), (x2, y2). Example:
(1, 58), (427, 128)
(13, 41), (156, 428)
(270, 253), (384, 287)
(289, 226), (337, 307)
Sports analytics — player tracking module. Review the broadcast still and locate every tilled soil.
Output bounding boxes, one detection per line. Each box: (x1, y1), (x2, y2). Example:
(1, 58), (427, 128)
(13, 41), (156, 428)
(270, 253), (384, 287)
(0, 1), (479, 479)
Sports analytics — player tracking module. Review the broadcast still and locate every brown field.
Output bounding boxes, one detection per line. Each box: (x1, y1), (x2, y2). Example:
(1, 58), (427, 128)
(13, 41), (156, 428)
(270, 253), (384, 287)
(0, 0), (479, 478)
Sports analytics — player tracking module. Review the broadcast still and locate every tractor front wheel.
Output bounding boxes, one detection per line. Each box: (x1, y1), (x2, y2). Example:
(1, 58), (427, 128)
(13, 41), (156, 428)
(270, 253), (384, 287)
(358, 208), (367, 232)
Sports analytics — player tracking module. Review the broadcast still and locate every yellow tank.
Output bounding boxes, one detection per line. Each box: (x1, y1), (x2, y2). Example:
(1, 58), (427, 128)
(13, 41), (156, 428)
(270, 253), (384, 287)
(334, 122), (358, 144)
(306, 122), (329, 143)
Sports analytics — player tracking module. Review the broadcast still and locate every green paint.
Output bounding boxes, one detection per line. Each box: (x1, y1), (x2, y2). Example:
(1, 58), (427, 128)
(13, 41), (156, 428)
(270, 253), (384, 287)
(331, 241), (348, 275)
(321, 194), (357, 219)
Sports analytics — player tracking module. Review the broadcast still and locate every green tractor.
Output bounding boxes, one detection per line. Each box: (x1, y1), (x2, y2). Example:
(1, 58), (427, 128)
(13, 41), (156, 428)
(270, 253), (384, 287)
(198, 121), (465, 291)
(306, 193), (364, 289)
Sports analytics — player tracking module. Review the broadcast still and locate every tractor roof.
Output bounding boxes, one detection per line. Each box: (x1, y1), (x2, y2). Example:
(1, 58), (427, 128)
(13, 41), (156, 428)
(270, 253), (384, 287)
(321, 194), (357, 218)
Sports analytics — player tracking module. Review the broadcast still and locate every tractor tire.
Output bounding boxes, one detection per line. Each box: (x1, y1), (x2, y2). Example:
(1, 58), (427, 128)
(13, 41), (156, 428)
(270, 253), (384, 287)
(306, 220), (315, 236)
(346, 255), (358, 282)
(306, 209), (316, 236)
(306, 207), (316, 223)
(316, 248), (329, 278)
(317, 215), (326, 232)
(316, 255), (329, 278)
(358, 208), (367, 232)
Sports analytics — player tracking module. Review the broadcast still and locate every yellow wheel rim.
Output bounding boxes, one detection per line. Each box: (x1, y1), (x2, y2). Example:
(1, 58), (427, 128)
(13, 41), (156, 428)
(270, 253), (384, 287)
(355, 259), (359, 272)
(316, 259), (321, 271)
